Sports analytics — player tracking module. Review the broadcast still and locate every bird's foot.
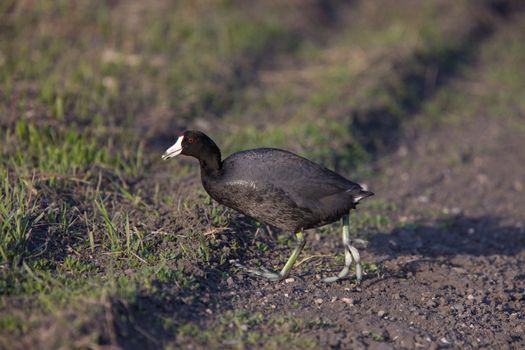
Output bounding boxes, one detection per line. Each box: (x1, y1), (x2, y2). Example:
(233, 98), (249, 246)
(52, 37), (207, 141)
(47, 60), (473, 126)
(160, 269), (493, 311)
(322, 265), (362, 283)
(349, 245), (363, 283)
(322, 244), (362, 284)
(322, 272), (349, 283)
(231, 260), (283, 281)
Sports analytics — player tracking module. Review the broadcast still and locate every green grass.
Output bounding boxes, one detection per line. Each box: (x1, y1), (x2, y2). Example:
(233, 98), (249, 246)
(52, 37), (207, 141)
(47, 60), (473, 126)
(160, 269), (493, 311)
(1, 0), (524, 348)
(176, 310), (319, 349)
(368, 331), (386, 342)
(419, 16), (525, 126)
(0, 170), (44, 266)
(1, 121), (145, 181)
(0, 1), (301, 129)
(0, 120), (148, 268)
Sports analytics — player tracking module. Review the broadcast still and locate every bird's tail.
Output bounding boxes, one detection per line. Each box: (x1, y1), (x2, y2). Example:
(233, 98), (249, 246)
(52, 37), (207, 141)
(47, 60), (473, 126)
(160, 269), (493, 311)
(353, 190), (374, 204)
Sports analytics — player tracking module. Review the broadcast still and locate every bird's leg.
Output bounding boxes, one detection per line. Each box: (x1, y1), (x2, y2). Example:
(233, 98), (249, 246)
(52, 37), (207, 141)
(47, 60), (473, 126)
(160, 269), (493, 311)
(280, 231), (306, 278)
(233, 232), (305, 281)
(323, 214), (363, 283)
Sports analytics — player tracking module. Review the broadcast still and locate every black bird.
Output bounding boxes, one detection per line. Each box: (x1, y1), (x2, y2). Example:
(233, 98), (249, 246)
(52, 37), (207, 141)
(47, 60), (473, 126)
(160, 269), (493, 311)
(162, 130), (373, 282)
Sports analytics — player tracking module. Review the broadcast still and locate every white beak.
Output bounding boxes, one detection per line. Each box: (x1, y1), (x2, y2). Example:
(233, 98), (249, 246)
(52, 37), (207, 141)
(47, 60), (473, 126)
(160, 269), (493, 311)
(162, 136), (184, 160)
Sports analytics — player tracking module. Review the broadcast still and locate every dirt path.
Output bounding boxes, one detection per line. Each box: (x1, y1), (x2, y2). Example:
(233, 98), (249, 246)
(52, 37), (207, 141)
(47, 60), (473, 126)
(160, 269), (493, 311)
(200, 115), (524, 350)
(2, 2), (524, 349)
(155, 7), (525, 349)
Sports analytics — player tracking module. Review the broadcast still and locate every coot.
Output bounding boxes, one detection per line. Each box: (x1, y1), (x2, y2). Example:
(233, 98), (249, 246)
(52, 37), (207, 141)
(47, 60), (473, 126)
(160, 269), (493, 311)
(162, 130), (373, 282)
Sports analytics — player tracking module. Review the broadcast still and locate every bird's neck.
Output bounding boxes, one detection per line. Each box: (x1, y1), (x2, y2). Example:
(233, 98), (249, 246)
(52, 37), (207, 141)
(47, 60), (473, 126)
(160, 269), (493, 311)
(199, 151), (222, 176)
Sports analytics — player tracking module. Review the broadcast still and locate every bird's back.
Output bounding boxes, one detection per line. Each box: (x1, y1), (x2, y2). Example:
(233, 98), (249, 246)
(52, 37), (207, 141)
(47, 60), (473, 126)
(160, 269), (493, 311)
(202, 148), (372, 231)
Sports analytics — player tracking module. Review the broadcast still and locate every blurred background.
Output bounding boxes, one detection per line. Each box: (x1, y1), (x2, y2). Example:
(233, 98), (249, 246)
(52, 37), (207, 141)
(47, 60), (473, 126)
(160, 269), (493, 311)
(1, 0), (525, 349)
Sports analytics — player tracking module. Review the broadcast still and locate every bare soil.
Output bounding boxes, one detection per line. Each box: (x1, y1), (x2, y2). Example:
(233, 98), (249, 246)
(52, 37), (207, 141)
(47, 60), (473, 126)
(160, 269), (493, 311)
(230, 118), (523, 349)
(2, 2), (524, 349)
(116, 117), (525, 350)
(114, 8), (525, 349)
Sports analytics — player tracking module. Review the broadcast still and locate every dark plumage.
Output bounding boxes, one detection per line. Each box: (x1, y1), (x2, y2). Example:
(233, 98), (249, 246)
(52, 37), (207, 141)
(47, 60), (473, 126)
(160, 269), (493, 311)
(203, 148), (372, 232)
(162, 130), (374, 282)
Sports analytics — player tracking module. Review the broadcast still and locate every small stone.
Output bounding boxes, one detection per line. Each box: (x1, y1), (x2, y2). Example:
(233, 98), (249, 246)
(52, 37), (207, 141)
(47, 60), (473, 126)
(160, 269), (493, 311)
(426, 300), (438, 308)
(315, 298), (323, 304)
(497, 292), (511, 302)
(453, 304), (464, 313)
(477, 173), (489, 184)
(512, 292), (524, 301)
(441, 337), (449, 344)
(284, 293), (289, 298)
(377, 310), (387, 317)
(205, 308), (213, 314)
(331, 296), (337, 302)
(284, 278), (295, 283)
(226, 277), (234, 286)
(467, 294), (475, 300)
(342, 297), (355, 305)
(452, 266), (467, 274)
(398, 145), (408, 157)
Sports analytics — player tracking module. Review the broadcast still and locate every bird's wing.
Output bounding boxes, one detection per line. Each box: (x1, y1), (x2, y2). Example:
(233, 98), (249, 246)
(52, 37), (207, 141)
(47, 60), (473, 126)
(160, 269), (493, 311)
(224, 149), (363, 208)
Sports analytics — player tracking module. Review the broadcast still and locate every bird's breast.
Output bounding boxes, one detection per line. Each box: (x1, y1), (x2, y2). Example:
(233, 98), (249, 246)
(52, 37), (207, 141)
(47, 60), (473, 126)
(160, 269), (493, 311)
(203, 177), (267, 209)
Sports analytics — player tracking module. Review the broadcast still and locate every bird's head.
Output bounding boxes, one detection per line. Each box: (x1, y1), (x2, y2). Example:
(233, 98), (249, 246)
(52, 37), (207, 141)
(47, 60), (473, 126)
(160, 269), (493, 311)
(162, 130), (221, 166)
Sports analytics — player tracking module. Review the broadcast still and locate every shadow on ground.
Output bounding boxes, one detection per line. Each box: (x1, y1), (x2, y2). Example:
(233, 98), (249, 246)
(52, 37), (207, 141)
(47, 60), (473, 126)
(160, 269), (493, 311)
(107, 215), (271, 349)
(351, 9), (494, 156)
(369, 215), (525, 259)
(85, 212), (525, 349)
(350, 1), (525, 158)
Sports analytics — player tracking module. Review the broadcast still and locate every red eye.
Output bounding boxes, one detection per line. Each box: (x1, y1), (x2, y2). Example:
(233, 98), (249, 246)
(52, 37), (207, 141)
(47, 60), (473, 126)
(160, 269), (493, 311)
(188, 137), (194, 144)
